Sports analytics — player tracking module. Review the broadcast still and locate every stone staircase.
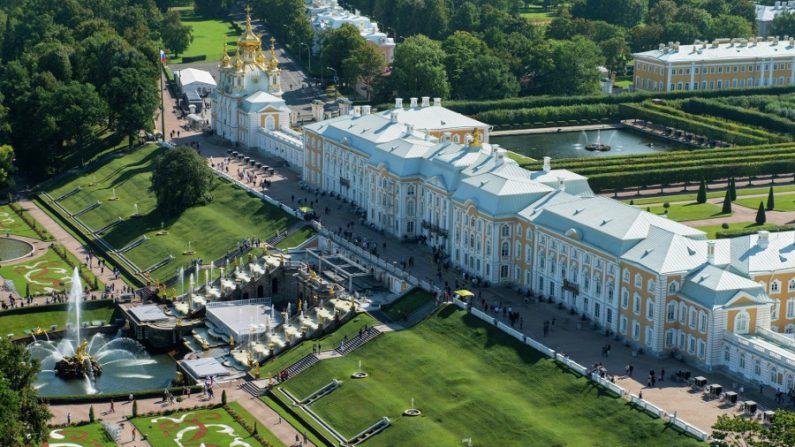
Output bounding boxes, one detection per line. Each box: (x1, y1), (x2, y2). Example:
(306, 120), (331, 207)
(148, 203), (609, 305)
(335, 327), (381, 356)
(281, 353), (319, 381)
(241, 381), (268, 397)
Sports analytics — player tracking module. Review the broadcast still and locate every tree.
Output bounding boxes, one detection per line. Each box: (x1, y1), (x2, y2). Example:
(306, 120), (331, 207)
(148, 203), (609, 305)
(455, 54), (519, 100)
(629, 24), (663, 52)
(342, 44), (385, 100)
(535, 36), (604, 95)
(132, 399), (138, 417)
(767, 186), (775, 211)
(729, 177), (737, 201)
(151, 146), (214, 215)
(321, 24), (367, 86)
(708, 15), (752, 40)
(756, 201), (767, 225)
(647, 0), (677, 26)
(194, 0), (232, 18)
(772, 11), (795, 37)
(722, 188), (732, 214)
(89, 405), (95, 423)
(107, 64), (159, 145)
(0, 145), (15, 188)
(221, 389), (227, 405)
(253, 0), (312, 50)
(571, 0), (647, 28)
(442, 32), (489, 96)
(52, 81), (108, 164)
(0, 337), (50, 446)
(161, 10), (193, 57)
(696, 179), (707, 204)
(599, 36), (631, 76)
(390, 35), (450, 99)
(451, 1), (480, 32)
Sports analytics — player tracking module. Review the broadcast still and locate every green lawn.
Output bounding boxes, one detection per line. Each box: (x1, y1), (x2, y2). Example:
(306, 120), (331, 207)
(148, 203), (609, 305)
(257, 313), (378, 378)
(0, 249), (100, 296)
(226, 402), (287, 447)
(380, 288), (434, 322)
(132, 407), (263, 447)
(624, 184), (795, 205)
(646, 202), (728, 222)
(47, 423), (115, 447)
(505, 151), (536, 165)
(275, 226), (316, 250)
(47, 144), (296, 281)
(693, 222), (768, 238)
(0, 301), (115, 338)
(277, 306), (702, 446)
(736, 193), (795, 212)
(168, 7), (238, 64)
(520, 6), (555, 23)
(0, 205), (40, 239)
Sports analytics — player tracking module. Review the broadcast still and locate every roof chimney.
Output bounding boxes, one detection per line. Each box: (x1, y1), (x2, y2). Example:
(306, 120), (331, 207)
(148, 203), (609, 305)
(390, 111), (399, 123)
(410, 97), (418, 108)
(433, 97), (442, 107)
(362, 105), (371, 115)
(405, 123), (414, 136)
(557, 176), (565, 191)
(543, 156), (551, 173)
(494, 147), (506, 166)
(758, 231), (770, 249)
(395, 98), (403, 109)
(442, 132), (451, 143)
(353, 106), (361, 118)
(707, 240), (715, 265)
(421, 96), (430, 107)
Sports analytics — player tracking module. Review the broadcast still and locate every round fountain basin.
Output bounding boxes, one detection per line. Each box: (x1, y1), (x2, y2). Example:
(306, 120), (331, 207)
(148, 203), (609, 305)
(403, 409), (422, 416)
(351, 372), (368, 379)
(0, 237), (34, 262)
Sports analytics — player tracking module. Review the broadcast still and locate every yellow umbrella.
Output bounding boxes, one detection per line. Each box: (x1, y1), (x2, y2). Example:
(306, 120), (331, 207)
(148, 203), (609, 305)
(454, 290), (474, 297)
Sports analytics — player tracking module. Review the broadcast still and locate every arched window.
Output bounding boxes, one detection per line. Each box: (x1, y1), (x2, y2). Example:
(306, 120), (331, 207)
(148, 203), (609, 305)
(724, 346), (731, 362)
(771, 280), (780, 293)
(668, 281), (678, 294)
(739, 353), (745, 369)
(735, 311), (750, 334)
(634, 273), (642, 288)
(667, 301), (676, 321)
(501, 242), (509, 257)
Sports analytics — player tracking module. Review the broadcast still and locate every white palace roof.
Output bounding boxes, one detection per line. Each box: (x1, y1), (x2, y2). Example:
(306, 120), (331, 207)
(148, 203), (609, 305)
(634, 38), (795, 63)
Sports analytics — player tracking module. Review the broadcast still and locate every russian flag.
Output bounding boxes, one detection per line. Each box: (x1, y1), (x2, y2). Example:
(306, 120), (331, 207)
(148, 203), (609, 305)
(160, 50), (167, 64)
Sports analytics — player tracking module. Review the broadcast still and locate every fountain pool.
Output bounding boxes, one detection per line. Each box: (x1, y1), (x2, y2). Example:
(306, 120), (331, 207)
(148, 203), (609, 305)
(0, 237), (34, 261)
(27, 268), (176, 396)
(491, 128), (682, 159)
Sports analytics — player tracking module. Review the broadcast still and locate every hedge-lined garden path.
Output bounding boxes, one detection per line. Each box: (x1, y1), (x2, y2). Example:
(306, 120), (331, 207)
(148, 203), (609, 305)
(48, 379), (312, 447)
(18, 199), (128, 298)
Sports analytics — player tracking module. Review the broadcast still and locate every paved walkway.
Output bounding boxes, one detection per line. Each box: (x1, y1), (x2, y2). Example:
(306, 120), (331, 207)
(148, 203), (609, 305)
(48, 380), (313, 447)
(18, 200), (128, 294)
(491, 124), (618, 136)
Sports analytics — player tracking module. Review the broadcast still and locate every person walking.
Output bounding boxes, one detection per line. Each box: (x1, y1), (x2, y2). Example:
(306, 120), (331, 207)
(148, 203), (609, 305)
(110, 399), (115, 414)
(67, 412), (71, 426)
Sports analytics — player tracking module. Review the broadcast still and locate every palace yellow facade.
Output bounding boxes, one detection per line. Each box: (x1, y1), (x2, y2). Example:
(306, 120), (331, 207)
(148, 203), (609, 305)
(633, 38), (795, 92)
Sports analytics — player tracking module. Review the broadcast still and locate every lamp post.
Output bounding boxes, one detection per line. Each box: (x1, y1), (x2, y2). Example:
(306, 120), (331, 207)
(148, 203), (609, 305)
(300, 42), (311, 72)
(327, 66), (338, 85)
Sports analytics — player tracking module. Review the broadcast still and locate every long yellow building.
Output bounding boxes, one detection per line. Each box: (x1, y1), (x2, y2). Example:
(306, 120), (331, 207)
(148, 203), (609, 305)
(633, 37), (795, 92)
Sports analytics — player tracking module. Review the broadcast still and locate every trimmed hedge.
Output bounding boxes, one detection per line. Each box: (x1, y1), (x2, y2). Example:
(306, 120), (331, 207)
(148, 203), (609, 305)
(433, 85), (795, 116)
(716, 224), (795, 239)
(42, 385), (203, 404)
(0, 299), (115, 317)
(180, 54), (207, 63)
(476, 104), (621, 128)
(681, 98), (795, 135)
(618, 103), (780, 145)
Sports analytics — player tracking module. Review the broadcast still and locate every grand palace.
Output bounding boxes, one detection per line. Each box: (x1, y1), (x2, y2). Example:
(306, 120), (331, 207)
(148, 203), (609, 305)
(213, 16), (795, 396)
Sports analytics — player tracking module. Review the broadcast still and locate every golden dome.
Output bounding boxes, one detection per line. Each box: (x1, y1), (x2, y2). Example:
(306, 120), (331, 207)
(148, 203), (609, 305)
(221, 43), (231, 68)
(238, 5), (261, 48)
(268, 37), (279, 71)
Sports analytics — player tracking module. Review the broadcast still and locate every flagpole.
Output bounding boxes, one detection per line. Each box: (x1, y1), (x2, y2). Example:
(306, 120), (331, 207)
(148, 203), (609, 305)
(160, 50), (167, 142)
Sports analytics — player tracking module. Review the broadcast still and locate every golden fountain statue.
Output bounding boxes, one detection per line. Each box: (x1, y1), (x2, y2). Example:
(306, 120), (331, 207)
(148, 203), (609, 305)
(54, 338), (102, 378)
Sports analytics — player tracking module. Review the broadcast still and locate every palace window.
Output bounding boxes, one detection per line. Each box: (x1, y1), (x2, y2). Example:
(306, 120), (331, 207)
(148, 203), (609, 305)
(754, 360), (761, 376)
(647, 280), (655, 293)
(501, 224), (510, 237)
(735, 311), (750, 335)
(634, 273), (642, 288)
(668, 281), (678, 294)
(501, 242), (509, 257)
(788, 280), (795, 291)
(645, 327), (653, 347)
(633, 293), (641, 315)
(667, 301), (676, 321)
(699, 311), (708, 333)
(620, 316), (627, 335)
(632, 321), (640, 340)
(787, 299), (795, 319)
(621, 289), (629, 309)
(622, 269), (630, 283)
(771, 280), (780, 293)
(646, 299), (654, 320)
(739, 354), (746, 369)
(689, 308), (697, 328)
(724, 347), (731, 362)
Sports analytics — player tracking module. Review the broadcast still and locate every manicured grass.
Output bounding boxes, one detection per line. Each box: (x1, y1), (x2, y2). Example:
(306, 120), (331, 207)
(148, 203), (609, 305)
(47, 144), (296, 281)
(380, 288), (434, 322)
(624, 183), (795, 205)
(278, 306), (702, 446)
(0, 249), (100, 296)
(505, 150), (536, 165)
(257, 313), (378, 378)
(275, 226), (316, 250)
(0, 301), (115, 338)
(520, 6), (555, 23)
(132, 407), (263, 447)
(226, 402), (287, 447)
(168, 7), (238, 64)
(261, 395), (327, 447)
(646, 202), (728, 222)
(0, 205), (41, 239)
(736, 193), (795, 212)
(46, 423), (115, 447)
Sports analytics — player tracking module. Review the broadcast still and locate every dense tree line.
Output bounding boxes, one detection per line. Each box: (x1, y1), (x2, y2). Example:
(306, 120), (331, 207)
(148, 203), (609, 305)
(335, 0), (766, 102)
(0, 0), (190, 179)
(252, 0), (312, 54)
